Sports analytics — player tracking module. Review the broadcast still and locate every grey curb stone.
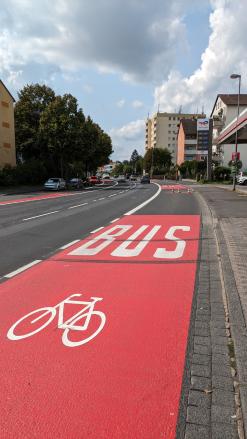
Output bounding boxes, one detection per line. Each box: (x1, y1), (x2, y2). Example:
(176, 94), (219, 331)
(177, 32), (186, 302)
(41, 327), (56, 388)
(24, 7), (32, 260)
(188, 390), (211, 408)
(191, 376), (211, 391)
(191, 364), (211, 378)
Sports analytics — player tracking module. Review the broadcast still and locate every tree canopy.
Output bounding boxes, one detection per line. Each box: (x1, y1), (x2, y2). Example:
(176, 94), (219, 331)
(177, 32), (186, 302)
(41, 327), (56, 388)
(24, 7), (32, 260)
(144, 148), (172, 174)
(14, 83), (113, 177)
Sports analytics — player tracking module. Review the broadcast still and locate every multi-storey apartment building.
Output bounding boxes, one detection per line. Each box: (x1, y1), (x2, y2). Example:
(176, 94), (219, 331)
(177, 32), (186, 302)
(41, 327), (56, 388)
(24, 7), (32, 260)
(0, 80), (16, 168)
(145, 112), (205, 162)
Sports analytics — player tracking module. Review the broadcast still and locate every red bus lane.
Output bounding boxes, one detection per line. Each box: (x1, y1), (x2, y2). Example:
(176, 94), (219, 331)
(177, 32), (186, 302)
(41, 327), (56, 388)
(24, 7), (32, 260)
(0, 214), (200, 439)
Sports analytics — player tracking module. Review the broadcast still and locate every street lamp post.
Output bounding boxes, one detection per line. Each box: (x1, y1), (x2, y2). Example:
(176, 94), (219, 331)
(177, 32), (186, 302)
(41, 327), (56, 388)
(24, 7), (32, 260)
(230, 73), (241, 191)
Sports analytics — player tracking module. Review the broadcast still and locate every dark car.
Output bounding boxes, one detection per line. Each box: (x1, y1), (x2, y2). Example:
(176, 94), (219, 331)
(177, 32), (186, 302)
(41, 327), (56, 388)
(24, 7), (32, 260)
(68, 178), (84, 189)
(141, 175), (150, 184)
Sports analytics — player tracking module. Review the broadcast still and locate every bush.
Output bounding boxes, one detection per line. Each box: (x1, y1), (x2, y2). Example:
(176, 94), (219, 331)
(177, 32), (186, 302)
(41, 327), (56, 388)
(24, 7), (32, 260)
(213, 166), (231, 181)
(0, 159), (50, 187)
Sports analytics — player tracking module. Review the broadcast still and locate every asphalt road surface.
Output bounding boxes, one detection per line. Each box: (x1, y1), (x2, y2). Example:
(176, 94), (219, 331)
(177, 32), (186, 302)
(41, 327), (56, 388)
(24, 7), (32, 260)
(0, 182), (201, 439)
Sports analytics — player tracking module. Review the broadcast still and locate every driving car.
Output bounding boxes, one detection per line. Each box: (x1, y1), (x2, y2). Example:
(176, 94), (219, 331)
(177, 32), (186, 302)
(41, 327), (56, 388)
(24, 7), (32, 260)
(141, 175), (150, 184)
(44, 178), (66, 190)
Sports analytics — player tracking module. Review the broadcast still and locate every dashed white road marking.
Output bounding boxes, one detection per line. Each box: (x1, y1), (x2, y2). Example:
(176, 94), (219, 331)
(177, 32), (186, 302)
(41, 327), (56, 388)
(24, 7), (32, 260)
(90, 226), (104, 234)
(60, 240), (80, 249)
(110, 218), (120, 223)
(5, 260), (42, 278)
(98, 197), (105, 200)
(68, 202), (88, 209)
(23, 210), (60, 221)
(108, 194), (117, 197)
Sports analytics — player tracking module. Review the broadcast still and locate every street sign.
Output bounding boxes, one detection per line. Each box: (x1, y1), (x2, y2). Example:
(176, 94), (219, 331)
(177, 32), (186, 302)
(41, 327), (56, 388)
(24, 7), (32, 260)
(232, 152), (240, 161)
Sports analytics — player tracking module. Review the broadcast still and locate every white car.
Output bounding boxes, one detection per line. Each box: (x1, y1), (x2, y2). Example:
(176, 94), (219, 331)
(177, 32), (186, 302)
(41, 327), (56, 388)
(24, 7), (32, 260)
(237, 172), (247, 185)
(117, 175), (126, 182)
(44, 178), (66, 190)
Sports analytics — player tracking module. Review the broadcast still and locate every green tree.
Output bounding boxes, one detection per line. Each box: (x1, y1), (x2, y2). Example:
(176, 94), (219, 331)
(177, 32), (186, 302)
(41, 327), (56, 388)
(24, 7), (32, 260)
(144, 148), (172, 174)
(81, 117), (112, 174)
(39, 94), (85, 177)
(15, 84), (56, 161)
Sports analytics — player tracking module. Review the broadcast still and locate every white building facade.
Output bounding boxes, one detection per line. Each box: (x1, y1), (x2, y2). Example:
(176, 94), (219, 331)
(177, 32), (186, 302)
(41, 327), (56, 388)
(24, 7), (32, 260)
(211, 94), (247, 169)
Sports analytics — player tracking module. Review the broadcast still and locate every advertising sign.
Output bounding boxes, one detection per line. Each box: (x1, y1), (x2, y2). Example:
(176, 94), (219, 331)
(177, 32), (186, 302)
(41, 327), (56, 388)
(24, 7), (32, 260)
(197, 118), (209, 131)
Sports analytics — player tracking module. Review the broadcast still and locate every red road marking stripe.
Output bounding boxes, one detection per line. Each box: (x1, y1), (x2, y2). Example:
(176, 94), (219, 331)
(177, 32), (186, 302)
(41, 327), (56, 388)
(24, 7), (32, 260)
(0, 191), (75, 206)
(0, 214), (200, 438)
(161, 184), (192, 191)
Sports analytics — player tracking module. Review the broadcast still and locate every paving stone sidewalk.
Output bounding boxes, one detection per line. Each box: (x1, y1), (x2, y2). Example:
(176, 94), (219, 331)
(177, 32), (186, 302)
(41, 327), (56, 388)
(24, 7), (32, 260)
(180, 186), (247, 439)
(176, 190), (242, 439)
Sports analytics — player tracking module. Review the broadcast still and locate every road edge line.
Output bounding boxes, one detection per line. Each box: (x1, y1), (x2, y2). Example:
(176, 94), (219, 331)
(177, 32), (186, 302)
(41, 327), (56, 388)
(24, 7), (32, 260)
(124, 183), (161, 215)
(4, 260), (42, 278)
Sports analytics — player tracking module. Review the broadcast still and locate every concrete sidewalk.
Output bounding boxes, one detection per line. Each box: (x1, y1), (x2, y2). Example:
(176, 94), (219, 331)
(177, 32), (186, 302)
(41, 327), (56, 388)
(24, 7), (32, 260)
(183, 179), (247, 195)
(182, 186), (247, 438)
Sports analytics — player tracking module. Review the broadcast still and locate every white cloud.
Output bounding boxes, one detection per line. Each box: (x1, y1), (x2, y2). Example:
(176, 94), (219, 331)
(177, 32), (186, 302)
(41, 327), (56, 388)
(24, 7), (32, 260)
(110, 119), (145, 160)
(154, 0), (247, 115)
(82, 84), (93, 94)
(116, 99), (125, 108)
(0, 0), (196, 85)
(132, 100), (144, 109)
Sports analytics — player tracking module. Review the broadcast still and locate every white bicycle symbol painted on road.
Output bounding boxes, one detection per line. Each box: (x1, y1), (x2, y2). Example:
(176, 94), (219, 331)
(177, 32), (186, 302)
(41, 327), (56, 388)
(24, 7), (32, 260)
(7, 294), (106, 348)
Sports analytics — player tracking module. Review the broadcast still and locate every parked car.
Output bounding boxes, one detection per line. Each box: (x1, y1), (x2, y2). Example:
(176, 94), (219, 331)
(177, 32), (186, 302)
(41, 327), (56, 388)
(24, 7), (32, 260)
(68, 178), (84, 189)
(88, 176), (101, 185)
(117, 175), (126, 182)
(237, 171), (247, 185)
(238, 175), (247, 185)
(44, 178), (66, 190)
(130, 175), (137, 181)
(141, 175), (150, 184)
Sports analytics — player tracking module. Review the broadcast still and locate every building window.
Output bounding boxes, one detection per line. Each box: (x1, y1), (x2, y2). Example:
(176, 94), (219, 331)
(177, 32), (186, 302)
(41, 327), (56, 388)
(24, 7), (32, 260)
(168, 124), (171, 127)
(173, 117), (176, 120)
(169, 117), (171, 120)
(168, 143), (170, 146)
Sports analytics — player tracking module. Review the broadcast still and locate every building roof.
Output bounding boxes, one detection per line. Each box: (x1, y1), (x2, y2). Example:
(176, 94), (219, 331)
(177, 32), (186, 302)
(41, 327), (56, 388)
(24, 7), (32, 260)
(211, 94), (247, 116)
(0, 80), (16, 102)
(180, 118), (197, 136)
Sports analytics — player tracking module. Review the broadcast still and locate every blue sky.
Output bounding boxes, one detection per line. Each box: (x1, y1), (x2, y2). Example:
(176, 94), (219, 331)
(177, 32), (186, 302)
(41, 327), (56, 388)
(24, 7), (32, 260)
(0, 0), (246, 161)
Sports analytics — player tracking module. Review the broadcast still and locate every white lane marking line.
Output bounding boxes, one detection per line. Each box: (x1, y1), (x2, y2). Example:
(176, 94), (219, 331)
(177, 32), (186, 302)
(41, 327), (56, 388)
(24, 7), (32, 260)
(108, 193), (117, 197)
(110, 218), (120, 223)
(119, 191), (124, 194)
(90, 226), (104, 234)
(60, 240), (80, 249)
(68, 202), (88, 209)
(93, 199), (97, 202)
(23, 210), (60, 221)
(98, 197), (105, 200)
(5, 260), (42, 278)
(124, 183), (161, 215)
